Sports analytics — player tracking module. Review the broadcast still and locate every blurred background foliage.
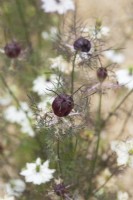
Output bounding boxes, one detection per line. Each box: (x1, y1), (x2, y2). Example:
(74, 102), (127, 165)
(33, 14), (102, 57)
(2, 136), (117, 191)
(1, 0), (133, 200)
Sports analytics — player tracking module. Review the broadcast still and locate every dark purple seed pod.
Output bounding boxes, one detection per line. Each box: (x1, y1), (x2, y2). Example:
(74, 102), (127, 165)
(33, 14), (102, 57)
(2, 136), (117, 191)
(54, 183), (68, 197)
(52, 94), (74, 117)
(4, 42), (21, 58)
(73, 37), (91, 52)
(97, 67), (108, 82)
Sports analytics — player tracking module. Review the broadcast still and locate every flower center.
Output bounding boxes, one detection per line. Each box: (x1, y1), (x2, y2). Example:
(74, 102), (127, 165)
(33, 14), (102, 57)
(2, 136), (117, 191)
(128, 67), (133, 76)
(10, 182), (15, 188)
(36, 165), (40, 172)
(128, 149), (133, 155)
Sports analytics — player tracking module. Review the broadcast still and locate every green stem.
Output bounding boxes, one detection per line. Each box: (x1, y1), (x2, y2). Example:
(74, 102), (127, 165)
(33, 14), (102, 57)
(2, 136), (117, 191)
(87, 86), (102, 198)
(74, 136), (78, 155)
(92, 167), (120, 198)
(118, 103), (133, 137)
(0, 73), (32, 125)
(71, 52), (77, 95)
(14, 0), (31, 45)
(93, 171), (114, 195)
(57, 138), (62, 178)
(104, 88), (133, 124)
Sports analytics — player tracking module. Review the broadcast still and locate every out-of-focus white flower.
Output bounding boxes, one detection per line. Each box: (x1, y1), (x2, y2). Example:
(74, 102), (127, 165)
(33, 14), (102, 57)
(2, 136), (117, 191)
(4, 106), (25, 124)
(41, 0), (75, 14)
(49, 55), (71, 73)
(111, 138), (133, 167)
(37, 96), (54, 112)
(5, 179), (26, 197)
(81, 26), (110, 39)
(4, 102), (34, 137)
(117, 191), (129, 200)
(104, 50), (125, 64)
(115, 69), (133, 90)
(0, 196), (15, 200)
(4, 102), (32, 123)
(42, 27), (58, 40)
(32, 74), (60, 96)
(75, 52), (93, 66)
(20, 158), (55, 185)
(0, 95), (11, 106)
(97, 168), (112, 186)
(96, 26), (110, 38)
(20, 120), (34, 137)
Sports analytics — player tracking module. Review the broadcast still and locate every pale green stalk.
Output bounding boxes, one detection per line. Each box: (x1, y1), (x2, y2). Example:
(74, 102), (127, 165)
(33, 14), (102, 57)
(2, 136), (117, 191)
(87, 85), (102, 198)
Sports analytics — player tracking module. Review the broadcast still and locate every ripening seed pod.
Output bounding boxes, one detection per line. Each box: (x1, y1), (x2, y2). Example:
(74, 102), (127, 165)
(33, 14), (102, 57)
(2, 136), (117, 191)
(97, 67), (108, 82)
(52, 94), (74, 117)
(4, 42), (21, 58)
(73, 37), (91, 52)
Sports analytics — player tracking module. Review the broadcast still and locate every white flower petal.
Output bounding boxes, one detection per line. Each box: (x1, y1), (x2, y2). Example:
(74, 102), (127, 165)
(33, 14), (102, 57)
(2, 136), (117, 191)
(41, 0), (75, 14)
(6, 179), (26, 197)
(116, 69), (133, 89)
(20, 158), (55, 185)
(117, 152), (129, 166)
(104, 50), (125, 64)
(117, 191), (129, 200)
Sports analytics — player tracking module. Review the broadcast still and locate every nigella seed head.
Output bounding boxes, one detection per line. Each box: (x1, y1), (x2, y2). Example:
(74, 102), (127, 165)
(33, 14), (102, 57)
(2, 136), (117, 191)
(54, 183), (68, 197)
(73, 37), (91, 52)
(4, 42), (21, 58)
(52, 94), (74, 117)
(97, 67), (108, 82)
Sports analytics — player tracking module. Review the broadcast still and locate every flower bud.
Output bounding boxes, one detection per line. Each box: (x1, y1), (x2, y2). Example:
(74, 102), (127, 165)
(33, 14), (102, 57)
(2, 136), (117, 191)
(97, 67), (107, 82)
(52, 94), (74, 117)
(4, 42), (21, 58)
(73, 37), (91, 52)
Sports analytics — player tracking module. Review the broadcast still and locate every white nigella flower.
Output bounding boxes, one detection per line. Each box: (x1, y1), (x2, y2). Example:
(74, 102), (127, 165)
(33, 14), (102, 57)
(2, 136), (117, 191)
(20, 158), (55, 185)
(96, 26), (110, 39)
(4, 102), (34, 137)
(104, 50), (125, 64)
(117, 191), (129, 200)
(115, 69), (133, 90)
(5, 179), (26, 197)
(0, 196), (15, 200)
(20, 120), (34, 137)
(41, 0), (75, 14)
(81, 26), (110, 39)
(42, 27), (58, 40)
(0, 95), (11, 106)
(111, 138), (133, 167)
(49, 55), (71, 73)
(32, 74), (60, 96)
(75, 52), (91, 65)
(37, 96), (54, 112)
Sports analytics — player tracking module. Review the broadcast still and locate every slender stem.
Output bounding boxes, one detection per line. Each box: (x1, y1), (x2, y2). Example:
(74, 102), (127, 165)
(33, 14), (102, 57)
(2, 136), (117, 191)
(87, 85), (102, 197)
(104, 88), (133, 124)
(71, 52), (77, 95)
(14, 0), (31, 46)
(92, 167), (120, 198)
(118, 103), (133, 137)
(57, 138), (62, 177)
(0, 73), (32, 125)
(73, 136), (78, 162)
(0, 74), (19, 107)
(93, 171), (115, 195)
(74, 136), (78, 154)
